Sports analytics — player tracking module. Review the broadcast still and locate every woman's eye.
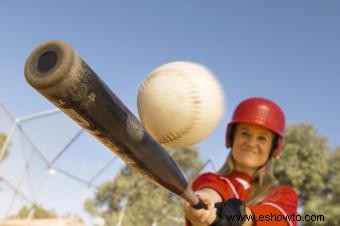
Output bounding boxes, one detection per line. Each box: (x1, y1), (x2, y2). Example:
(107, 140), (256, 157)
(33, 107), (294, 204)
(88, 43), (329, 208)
(241, 131), (249, 136)
(258, 136), (267, 143)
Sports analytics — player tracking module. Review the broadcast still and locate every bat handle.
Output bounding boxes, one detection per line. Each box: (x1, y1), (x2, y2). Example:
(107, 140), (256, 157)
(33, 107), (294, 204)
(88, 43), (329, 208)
(183, 188), (208, 209)
(192, 198), (208, 210)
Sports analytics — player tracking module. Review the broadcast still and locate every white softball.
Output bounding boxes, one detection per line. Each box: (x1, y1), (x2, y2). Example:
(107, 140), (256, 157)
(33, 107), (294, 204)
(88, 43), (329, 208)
(137, 61), (225, 147)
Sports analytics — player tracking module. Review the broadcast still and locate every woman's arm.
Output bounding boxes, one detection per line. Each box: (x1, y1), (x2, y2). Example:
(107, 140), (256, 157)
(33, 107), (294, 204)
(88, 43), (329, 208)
(199, 188), (223, 203)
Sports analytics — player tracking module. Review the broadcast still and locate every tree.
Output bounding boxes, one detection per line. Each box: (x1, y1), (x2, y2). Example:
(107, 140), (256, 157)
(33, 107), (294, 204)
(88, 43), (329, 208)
(274, 124), (329, 202)
(274, 124), (340, 225)
(10, 205), (58, 219)
(0, 133), (8, 189)
(329, 147), (340, 199)
(0, 133), (5, 148)
(10, 204), (84, 224)
(85, 146), (204, 226)
(0, 132), (9, 162)
(302, 147), (340, 226)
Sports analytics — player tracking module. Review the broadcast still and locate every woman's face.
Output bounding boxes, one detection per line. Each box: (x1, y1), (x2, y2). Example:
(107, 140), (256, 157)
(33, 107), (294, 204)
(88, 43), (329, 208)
(232, 122), (274, 176)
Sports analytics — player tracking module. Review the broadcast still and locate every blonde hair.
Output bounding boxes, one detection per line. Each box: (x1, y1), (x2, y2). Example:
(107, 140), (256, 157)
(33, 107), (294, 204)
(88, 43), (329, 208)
(217, 153), (277, 205)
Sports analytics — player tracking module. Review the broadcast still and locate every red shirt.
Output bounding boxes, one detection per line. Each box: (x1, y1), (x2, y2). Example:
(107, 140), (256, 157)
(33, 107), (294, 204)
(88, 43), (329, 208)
(186, 172), (298, 226)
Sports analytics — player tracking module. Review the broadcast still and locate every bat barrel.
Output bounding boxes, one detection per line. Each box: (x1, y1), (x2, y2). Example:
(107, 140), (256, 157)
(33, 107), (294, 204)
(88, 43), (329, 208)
(24, 40), (202, 207)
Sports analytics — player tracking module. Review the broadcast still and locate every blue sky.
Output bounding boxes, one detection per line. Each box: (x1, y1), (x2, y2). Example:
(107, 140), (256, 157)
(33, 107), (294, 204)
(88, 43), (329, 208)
(0, 0), (339, 223)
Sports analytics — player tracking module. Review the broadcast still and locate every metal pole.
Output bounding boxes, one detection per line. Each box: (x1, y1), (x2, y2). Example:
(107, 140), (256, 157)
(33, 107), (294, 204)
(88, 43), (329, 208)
(16, 109), (60, 123)
(0, 106), (60, 162)
(151, 218), (158, 226)
(5, 148), (36, 218)
(49, 129), (83, 166)
(88, 156), (117, 186)
(208, 156), (217, 172)
(0, 107), (61, 217)
(116, 198), (128, 226)
(1, 177), (35, 205)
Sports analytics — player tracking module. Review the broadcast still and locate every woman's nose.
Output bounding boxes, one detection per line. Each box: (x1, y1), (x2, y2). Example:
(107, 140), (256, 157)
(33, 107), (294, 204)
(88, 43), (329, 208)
(245, 135), (257, 146)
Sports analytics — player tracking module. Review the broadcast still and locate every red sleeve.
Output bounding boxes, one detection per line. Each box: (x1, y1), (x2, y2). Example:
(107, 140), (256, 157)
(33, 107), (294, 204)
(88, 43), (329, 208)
(192, 172), (235, 201)
(248, 186), (298, 226)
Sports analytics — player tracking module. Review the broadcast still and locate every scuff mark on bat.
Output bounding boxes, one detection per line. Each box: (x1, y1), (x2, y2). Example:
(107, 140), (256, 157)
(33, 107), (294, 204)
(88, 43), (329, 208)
(126, 115), (144, 142)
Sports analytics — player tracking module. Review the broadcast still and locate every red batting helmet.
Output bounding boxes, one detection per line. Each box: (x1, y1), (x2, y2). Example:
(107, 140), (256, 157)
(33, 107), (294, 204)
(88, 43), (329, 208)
(226, 97), (285, 158)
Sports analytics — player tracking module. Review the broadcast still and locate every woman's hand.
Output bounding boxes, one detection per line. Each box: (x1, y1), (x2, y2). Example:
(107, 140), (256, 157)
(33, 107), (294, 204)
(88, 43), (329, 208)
(242, 207), (254, 226)
(184, 191), (217, 226)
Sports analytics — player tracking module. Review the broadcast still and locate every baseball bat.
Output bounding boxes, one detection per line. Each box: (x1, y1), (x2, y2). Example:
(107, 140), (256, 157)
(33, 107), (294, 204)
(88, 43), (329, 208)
(24, 40), (206, 209)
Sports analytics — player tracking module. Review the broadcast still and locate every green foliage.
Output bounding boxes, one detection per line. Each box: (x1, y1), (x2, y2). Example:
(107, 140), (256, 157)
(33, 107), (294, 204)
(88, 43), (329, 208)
(301, 148), (340, 226)
(85, 146), (203, 226)
(274, 124), (340, 225)
(274, 124), (329, 201)
(329, 148), (340, 199)
(1, 133), (9, 188)
(303, 196), (340, 226)
(0, 132), (9, 161)
(11, 205), (58, 219)
(0, 133), (5, 148)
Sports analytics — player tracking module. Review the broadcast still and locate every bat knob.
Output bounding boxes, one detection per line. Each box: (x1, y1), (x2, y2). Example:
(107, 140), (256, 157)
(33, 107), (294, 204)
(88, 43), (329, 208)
(24, 40), (81, 90)
(192, 198), (208, 210)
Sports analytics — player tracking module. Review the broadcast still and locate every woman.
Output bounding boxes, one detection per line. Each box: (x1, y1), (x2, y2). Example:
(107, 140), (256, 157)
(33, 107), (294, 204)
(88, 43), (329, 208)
(184, 97), (298, 226)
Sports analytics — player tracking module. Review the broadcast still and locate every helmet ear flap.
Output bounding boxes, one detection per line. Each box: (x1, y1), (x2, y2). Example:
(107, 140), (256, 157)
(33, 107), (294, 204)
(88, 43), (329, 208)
(226, 124), (236, 148)
(269, 135), (280, 158)
(273, 137), (285, 158)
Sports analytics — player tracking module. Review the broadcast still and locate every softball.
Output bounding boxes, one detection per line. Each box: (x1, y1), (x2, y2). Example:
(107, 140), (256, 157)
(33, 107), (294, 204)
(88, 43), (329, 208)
(137, 61), (225, 147)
